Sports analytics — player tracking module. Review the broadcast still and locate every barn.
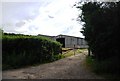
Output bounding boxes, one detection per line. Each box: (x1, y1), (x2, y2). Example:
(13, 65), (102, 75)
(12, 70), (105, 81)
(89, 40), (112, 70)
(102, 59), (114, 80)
(38, 34), (88, 48)
(55, 35), (88, 48)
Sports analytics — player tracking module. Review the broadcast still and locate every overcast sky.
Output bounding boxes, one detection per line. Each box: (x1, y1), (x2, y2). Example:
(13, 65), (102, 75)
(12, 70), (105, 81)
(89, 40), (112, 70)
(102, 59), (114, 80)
(1, 0), (85, 37)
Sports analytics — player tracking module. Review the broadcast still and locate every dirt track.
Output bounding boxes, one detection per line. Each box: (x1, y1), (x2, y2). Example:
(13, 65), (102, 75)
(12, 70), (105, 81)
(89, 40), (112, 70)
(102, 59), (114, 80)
(3, 51), (103, 79)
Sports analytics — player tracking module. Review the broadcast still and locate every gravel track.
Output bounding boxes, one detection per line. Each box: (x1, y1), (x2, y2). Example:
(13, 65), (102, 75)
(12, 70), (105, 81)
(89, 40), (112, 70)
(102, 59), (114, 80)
(3, 51), (103, 79)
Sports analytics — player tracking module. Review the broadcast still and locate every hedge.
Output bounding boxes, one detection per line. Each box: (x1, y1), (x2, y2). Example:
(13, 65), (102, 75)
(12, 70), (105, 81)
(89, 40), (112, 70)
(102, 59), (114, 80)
(2, 34), (62, 70)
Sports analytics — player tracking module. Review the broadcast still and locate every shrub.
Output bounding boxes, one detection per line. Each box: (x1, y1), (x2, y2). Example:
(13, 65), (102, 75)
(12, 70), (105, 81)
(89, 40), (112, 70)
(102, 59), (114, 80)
(2, 34), (62, 70)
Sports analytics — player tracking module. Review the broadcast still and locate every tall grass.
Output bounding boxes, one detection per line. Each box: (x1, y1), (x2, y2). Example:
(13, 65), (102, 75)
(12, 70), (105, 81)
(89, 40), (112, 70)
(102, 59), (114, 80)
(86, 56), (120, 79)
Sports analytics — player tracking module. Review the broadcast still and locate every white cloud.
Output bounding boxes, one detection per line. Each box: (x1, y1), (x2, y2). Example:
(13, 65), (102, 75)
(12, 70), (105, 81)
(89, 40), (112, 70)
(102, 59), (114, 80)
(1, 0), (84, 37)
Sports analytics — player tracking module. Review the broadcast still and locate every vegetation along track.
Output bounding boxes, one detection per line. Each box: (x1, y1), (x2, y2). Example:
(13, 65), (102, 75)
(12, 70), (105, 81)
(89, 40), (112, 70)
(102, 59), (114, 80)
(3, 50), (103, 79)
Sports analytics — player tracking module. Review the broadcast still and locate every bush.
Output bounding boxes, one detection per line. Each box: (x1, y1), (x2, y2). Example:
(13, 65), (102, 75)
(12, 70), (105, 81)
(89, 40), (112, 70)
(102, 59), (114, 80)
(2, 33), (62, 70)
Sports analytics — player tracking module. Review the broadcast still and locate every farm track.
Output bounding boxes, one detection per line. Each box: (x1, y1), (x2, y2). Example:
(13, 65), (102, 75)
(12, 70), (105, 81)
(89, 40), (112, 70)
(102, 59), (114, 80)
(3, 50), (103, 79)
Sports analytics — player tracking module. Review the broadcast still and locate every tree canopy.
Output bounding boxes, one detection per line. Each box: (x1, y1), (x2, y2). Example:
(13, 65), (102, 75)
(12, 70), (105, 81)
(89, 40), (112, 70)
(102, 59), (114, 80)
(77, 2), (120, 60)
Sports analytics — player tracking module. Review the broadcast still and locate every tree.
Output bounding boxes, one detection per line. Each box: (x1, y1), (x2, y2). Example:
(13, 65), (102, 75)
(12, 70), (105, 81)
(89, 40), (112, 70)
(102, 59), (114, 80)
(0, 28), (3, 39)
(77, 2), (120, 60)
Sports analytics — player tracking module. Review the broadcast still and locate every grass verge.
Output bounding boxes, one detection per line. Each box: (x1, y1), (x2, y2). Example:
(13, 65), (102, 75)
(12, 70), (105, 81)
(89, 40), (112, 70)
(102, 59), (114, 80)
(85, 56), (120, 79)
(62, 49), (83, 58)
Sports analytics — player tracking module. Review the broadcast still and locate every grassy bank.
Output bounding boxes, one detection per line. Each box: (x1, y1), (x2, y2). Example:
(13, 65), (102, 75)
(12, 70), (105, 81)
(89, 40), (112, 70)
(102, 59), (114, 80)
(61, 48), (83, 58)
(85, 56), (120, 79)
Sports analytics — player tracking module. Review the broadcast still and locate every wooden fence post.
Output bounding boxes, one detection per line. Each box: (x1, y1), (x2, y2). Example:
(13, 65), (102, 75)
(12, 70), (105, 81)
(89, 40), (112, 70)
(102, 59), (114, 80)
(88, 47), (91, 56)
(74, 45), (75, 56)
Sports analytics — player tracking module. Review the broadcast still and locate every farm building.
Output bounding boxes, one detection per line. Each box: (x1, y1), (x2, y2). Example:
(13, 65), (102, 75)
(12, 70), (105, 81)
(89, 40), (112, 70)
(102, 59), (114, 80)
(38, 34), (88, 48)
(55, 35), (88, 48)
